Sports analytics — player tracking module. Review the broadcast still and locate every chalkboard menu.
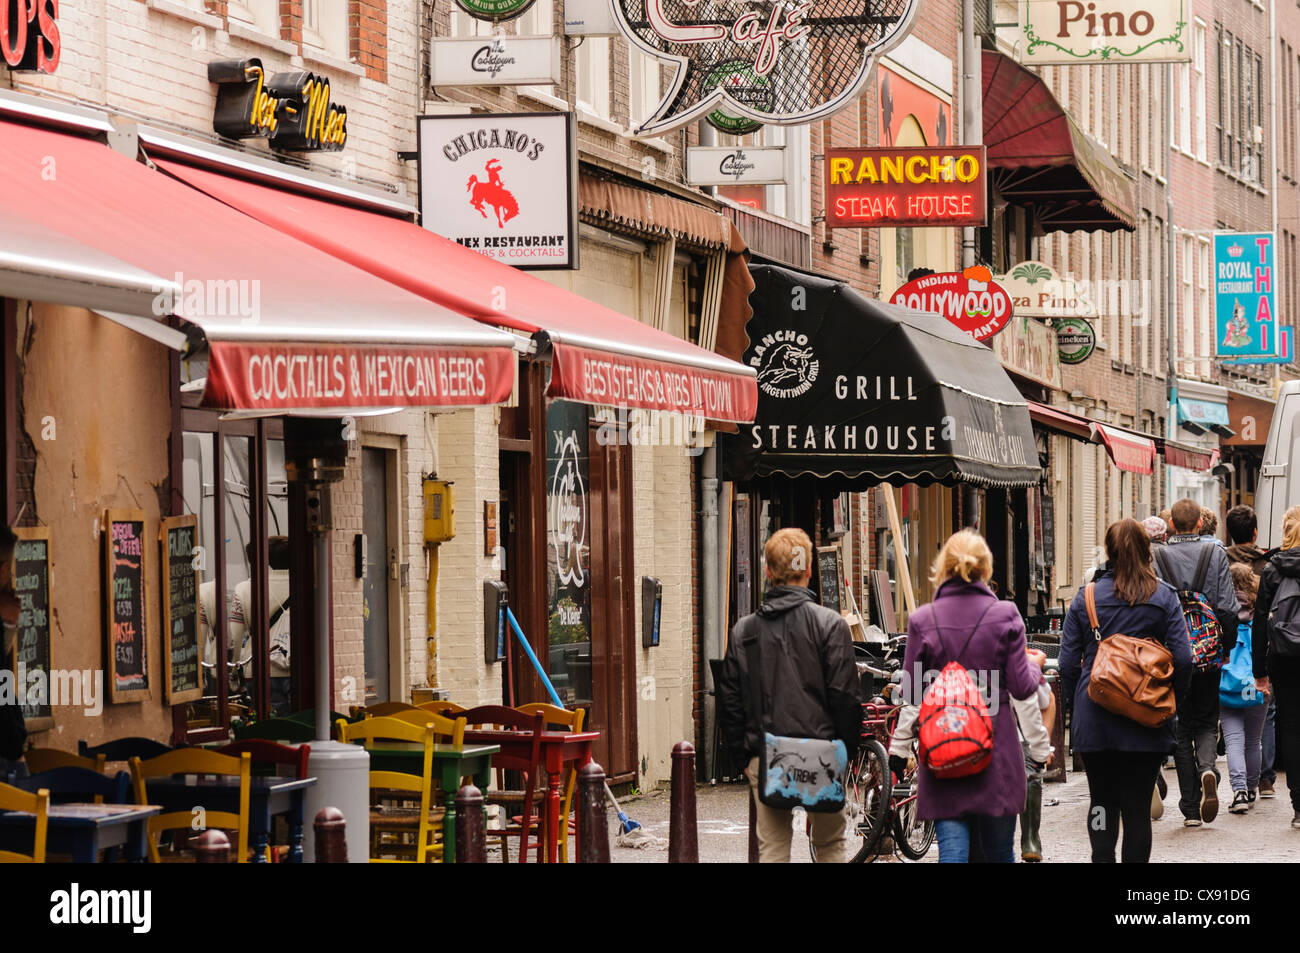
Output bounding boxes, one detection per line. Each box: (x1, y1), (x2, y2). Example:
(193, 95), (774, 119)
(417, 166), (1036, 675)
(816, 546), (845, 615)
(161, 515), (202, 704)
(103, 509), (149, 703)
(13, 528), (52, 731)
(1040, 494), (1056, 568)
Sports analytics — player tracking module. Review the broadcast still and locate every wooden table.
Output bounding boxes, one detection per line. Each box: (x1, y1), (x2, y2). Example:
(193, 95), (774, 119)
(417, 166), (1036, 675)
(462, 729), (598, 864)
(143, 775), (316, 863)
(0, 803), (160, 862)
(366, 742), (498, 863)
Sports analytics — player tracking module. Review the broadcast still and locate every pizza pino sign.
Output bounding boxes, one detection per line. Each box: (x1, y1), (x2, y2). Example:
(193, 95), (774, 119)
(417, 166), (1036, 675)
(417, 112), (578, 269)
(612, 0), (919, 136)
(889, 267), (1013, 341)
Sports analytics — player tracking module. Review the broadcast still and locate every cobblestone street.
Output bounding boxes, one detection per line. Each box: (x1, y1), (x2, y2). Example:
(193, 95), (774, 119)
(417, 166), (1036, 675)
(606, 761), (1300, 863)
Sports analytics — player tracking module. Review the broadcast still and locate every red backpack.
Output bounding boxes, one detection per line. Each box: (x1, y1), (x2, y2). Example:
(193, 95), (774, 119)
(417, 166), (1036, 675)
(917, 602), (997, 779)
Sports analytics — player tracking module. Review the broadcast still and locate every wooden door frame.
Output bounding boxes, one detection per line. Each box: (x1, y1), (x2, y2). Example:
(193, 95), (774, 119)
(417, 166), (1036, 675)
(360, 435), (404, 704)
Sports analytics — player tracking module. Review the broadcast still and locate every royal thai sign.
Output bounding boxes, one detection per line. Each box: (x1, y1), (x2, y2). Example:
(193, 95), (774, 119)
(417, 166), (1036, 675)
(686, 146), (786, 186)
(1215, 232), (1277, 361)
(1019, 0), (1191, 65)
(429, 35), (563, 86)
(417, 112), (578, 269)
(209, 59), (347, 151)
(889, 267), (1012, 341)
(612, 0), (918, 136)
(825, 146), (987, 227)
(0, 0), (59, 72)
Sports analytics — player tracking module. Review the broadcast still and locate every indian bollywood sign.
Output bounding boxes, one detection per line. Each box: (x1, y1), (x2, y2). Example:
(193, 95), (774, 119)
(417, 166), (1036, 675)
(209, 58), (348, 152)
(0, 0), (59, 72)
(612, 0), (918, 136)
(825, 146), (987, 227)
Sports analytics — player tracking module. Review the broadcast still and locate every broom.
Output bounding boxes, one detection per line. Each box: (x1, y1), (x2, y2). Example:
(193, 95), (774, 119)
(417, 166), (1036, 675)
(505, 607), (653, 844)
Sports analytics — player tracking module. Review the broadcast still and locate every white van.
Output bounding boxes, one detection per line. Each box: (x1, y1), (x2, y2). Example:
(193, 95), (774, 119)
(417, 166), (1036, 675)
(1255, 379), (1300, 548)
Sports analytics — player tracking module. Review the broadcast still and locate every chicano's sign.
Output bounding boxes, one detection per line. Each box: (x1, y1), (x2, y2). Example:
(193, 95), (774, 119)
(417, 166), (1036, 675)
(209, 59), (347, 151)
(1, 0), (59, 72)
(889, 266), (1012, 341)
(1020, 0), (1191, 65)
(825, 146), (987, 227)
(612, 0), (918, 136)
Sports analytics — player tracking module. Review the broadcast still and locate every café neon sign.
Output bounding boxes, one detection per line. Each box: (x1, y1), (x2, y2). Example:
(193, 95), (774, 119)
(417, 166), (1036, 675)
(613, 0), (919, 136)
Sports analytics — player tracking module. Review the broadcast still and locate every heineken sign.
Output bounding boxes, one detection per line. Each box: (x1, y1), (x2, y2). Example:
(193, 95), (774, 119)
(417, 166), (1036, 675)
(1019, 0), (1191, 65)
(612, 0), (919, 136)
(455, 0), (537, 20)
(1056, 317), (1096, 364)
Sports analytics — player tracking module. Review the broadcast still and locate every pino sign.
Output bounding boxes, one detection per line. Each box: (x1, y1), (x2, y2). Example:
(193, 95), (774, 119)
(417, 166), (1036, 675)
(825, 146), (987, 227)
(889, 267), (1012, 341)
(1020, 0), (1191, 65)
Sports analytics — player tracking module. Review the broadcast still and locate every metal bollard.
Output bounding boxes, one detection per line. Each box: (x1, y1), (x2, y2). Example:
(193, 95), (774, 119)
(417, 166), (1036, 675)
(192, 829), (230, 863)
(455, 784), (487, 863)
(669, 742), (698, 863)
(577, 762), (610, 863)
(313, 807), (348, 863)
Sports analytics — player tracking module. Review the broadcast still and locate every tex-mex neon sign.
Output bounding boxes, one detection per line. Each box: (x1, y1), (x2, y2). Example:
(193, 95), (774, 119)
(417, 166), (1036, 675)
(208, 58), (347, 152)
(1, 0), (59, 73)
(612, 0), (918, 136)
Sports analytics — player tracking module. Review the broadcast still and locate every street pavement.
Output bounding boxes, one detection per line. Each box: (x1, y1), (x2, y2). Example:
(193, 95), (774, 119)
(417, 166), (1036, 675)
(602, 759), (1300, 863)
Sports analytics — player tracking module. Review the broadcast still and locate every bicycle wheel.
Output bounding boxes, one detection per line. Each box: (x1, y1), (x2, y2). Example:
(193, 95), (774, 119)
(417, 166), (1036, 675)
(811, 738), (890, 863)
(891, 789), (936, 860)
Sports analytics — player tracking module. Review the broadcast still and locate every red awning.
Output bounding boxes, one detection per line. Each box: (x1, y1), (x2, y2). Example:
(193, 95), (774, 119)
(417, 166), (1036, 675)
(1091, 423), (1157, 475)
(150, 158), (758, 424)
(982, 50), (1136, 233)
(1027, 401), (1092, 441)
(0, 119), (516, 412)
(1162, 440), (1218, 472)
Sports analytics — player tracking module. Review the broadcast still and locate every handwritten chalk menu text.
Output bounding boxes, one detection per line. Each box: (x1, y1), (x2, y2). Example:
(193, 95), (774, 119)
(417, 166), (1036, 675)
(14, 528), (52, 728)
(161, 516), (202, 704)
(103, 510), (149, 702)
(817, 546), (844, 614)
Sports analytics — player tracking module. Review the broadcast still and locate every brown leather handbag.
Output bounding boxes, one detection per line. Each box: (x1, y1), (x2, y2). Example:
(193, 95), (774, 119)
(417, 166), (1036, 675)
(1084, 583), (1177, 728)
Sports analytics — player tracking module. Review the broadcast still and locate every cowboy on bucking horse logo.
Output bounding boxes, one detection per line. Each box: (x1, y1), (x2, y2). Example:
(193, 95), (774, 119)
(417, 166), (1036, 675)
(467, 158), (520, 228)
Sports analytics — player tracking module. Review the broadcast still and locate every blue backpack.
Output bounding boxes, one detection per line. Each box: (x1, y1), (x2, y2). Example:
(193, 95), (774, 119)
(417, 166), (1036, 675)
(1220, 623), (1265, 708)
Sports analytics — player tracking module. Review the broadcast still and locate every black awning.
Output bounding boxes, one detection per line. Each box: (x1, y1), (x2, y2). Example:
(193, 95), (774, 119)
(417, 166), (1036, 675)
(721, 265), (1042, 490)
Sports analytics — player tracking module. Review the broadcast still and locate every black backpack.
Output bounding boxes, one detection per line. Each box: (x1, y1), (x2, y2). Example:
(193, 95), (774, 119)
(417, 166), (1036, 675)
(1269, 574), (1300, 656)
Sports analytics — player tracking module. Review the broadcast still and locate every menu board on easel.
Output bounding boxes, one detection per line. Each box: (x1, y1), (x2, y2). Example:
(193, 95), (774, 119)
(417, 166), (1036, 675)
(103, 509), (149, 703)
(816, 546), (845, 615)
(13, 528), (53, 731)
(160, 515), (202, 704)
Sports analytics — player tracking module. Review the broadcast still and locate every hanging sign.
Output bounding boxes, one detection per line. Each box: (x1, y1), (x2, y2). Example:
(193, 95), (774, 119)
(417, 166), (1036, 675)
(417, 111), (578, 269)
(1215, 233), (1277, 361)
(455, 0), (537, 21)
(564, 0), (619, 34)
(825, 146), (987, 227)
(0, 0), (59, 72)
(686, 146), (786, 186)
(429, 35), (563, 87)
(1055, 316), (1096, 364)
(103, 509), (149, 704)
(612, 0), (919, 136)
(888, 266), (1012, 341)
(1019, 0), (1192, 66)
(1222, 326), (1294, 365)
(997, 260), (1097, 319)
(209, 59), (348, 151)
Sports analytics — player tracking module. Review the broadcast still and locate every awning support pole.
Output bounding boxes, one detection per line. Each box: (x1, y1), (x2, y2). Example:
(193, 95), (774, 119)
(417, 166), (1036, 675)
(313, 492), (332, 743)
(881, 485), (917, 617)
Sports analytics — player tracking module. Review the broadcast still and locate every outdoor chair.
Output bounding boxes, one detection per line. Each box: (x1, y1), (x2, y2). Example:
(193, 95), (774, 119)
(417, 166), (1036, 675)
(515, 703), (586, 863)
(0, 781), (49, 863)
(129, 749), (251, 863)
(457, 705), (544, 864)
(25, 747), (106, 775)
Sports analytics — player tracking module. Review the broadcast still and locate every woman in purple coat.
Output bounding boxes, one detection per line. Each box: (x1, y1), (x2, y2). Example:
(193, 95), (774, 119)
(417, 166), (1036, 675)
(889, 530), (1043, 862)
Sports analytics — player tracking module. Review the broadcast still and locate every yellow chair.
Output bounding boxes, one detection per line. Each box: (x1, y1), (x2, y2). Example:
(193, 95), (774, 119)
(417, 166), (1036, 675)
(382, 708), (468, 744)
(129, 749), (251, 864)
(0, 782), (49, 863)
(516, 703), (586, 863)
(337, 714), (467, 863)
(25, 748), (106, 776)
(350, 701), (421, 719)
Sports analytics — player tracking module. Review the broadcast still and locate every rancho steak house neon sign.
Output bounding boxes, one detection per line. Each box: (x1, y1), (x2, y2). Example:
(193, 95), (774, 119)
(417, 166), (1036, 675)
(209, 58), (348, 151)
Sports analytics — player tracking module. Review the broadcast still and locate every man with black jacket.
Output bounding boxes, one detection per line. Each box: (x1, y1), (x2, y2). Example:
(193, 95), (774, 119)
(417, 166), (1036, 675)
(717, 527), (862, 862)
(1154, 498), (1240, 827)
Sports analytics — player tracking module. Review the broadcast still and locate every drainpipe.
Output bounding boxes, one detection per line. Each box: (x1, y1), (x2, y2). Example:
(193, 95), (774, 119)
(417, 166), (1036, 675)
(1270, 0), (1281, 396)
(700, 445), (719, 779)
(1166, 63), (1178, 508)
(960, 0), (983, 524)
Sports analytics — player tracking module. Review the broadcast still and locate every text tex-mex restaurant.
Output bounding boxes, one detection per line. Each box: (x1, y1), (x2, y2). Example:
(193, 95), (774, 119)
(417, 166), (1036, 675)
(0, 86), (756, 763)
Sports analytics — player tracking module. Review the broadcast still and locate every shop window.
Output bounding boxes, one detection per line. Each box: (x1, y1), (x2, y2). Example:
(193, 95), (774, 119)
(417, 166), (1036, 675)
(228, 0), (280, 36)
(303, 0), (349, 57)
(545, 400), (592, 712)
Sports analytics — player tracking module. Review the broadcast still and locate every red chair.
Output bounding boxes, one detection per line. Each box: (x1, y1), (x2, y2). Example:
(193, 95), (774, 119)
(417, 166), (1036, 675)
(457, 706), (544, 863)
(214, 740), (311, 863)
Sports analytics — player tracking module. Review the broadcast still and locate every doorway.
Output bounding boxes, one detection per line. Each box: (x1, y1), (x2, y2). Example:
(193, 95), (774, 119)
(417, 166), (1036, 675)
(361, 445), (399, 705)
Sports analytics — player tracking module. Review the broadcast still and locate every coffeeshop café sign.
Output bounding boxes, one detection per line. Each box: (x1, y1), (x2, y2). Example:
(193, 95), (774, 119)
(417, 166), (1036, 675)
(1020, 0), (1192, 65)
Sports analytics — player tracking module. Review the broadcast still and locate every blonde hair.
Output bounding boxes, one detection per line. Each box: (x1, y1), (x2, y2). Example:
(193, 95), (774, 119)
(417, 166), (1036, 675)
(1282, 506), (1300, 551)
(764, 528), (814, 585)
(930, 529), (994, 587)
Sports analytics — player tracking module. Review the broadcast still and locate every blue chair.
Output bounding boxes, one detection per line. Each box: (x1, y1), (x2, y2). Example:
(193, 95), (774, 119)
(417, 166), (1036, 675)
(14, 767), (131, 804)
(79, 737), (173, 762)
